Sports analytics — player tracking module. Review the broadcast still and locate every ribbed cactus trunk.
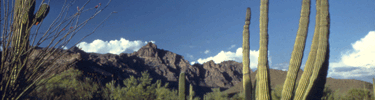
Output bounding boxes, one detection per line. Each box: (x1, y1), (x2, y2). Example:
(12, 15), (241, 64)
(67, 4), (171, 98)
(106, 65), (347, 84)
(4, 0), (49, 99)
(242, 7), (252, 100)
(257, 0), (271, 99)
(302, 0), (330, 99)
(189, 84), (194, 100)
(281, 0), (311, 99)
(293, 0), (322, 99)
(179, 72), (186, 100)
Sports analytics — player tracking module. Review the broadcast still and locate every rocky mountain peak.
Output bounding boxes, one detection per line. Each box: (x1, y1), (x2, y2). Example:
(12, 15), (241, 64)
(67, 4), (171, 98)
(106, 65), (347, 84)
(136, 42), (158, 57)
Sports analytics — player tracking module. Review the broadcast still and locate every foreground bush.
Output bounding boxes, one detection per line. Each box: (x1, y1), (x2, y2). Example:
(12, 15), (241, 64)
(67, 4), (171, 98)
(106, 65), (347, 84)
(29, 68), (100, 100)
(101, 71), (179, 100)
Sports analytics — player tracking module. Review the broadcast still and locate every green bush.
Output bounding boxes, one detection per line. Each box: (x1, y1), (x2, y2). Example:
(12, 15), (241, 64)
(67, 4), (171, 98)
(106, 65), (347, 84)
(203, 88), (228, 100)
(102, 71), (179, 100)
(342, 88), (371, 100)
(29, 68), (100, 100)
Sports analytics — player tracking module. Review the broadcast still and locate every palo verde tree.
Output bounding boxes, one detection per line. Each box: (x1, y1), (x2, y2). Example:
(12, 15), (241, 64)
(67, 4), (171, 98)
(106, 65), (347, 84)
(0, 0), (116, 99)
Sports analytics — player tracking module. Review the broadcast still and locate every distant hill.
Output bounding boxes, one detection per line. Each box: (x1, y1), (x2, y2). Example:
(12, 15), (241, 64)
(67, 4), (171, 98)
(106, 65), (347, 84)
(20, 42), (373, 99)
(224, 69), (373, 96)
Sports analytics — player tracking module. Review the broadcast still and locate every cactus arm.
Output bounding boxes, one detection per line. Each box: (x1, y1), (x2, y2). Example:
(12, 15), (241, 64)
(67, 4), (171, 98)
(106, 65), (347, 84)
(281, 0), (311, 99)
(302, 0), (330, 99)
(293, 0), (322, 99)
(257, 0), (271, 99)
(33, 3), (50, 25)
(179, 72), (186, 100)
(242, 7), (252, 100)
(189, 84), (194, 100)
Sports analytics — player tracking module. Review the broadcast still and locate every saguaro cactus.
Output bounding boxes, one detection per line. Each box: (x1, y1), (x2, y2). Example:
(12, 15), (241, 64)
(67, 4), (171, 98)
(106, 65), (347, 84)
(281, 0), (311, 99)
(189, 84), (194, 100)
(257, 0), (271, 99)
(179, 72), (186, 100)
(5, 0), (49, 99)
(302, 0), (330, 99)
(242, 7), (252, 100)
(293, 0), (322, 99)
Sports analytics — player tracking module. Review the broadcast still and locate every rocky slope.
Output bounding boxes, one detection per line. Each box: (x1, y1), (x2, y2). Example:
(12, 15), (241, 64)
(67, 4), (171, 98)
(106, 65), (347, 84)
(8, 42), (372, 98)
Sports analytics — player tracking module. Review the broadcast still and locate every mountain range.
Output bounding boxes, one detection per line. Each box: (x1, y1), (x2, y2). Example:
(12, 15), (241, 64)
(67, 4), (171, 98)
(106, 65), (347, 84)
(20, 42), (374, 98)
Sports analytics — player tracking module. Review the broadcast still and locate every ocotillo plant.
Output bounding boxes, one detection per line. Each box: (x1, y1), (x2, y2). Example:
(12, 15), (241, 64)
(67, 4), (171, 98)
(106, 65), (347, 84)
(179, 72), (186, 100)
(3, 0), (49, 99)
(242, 7), (252, 100)
(257, 0), (271, 99)
(281, 0), (310, 99)
(1, 0), (114, 100)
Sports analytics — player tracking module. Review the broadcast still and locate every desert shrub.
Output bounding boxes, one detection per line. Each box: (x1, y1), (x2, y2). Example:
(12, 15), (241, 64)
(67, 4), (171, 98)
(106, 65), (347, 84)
(29, 68), (100, 100)
(102, 71), (179, 100)
(342, 88), (371, 100)
(230, 91), (244, 100)
(203, 88), (228, 100)
(271, 84), (283, 100)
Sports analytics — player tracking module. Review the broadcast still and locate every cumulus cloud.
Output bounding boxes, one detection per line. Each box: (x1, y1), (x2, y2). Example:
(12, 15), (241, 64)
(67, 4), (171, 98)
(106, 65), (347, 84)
(195, 48), (266, 69)
(77, 38), (155, 55)
(329, 31), (375, 82)
(204, 50), (210, 54)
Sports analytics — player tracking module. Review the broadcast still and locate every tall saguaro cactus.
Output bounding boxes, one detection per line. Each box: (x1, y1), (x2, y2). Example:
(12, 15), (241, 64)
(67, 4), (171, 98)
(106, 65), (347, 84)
(242, 7), (252, 100)
(293, 0), (322, 99)
(302, 0), (330, 99)
(179, 72), (186, 100)
(257, 0), (271, 99)
(281, 0), (311, 99)
(4, 0), (49, 99)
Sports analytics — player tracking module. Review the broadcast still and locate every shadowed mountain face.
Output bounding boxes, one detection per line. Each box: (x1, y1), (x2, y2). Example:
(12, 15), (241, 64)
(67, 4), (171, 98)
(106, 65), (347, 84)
(13, 42), (372, 98)
(25, 42), (247, 98)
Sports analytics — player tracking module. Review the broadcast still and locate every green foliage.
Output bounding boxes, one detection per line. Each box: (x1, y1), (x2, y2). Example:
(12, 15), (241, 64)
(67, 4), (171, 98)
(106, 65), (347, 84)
(203, 88), (228, 100)
(102, 71), (179, 100)
(230, 91), (244, 100)
(343, 88), (371, 100)
(29, 68), (100, 100)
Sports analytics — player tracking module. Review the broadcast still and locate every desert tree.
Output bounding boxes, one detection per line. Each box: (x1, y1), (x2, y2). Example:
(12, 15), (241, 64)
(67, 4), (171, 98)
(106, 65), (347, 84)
(0, 0), (116, 99)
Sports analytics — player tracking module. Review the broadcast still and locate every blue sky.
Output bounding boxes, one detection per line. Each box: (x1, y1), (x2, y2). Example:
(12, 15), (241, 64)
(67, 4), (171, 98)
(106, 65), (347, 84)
(9, 0), (374, 83)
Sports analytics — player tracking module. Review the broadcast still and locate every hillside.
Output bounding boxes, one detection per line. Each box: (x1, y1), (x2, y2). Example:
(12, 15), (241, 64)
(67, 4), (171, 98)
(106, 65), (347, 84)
(18, 42), (373, 99)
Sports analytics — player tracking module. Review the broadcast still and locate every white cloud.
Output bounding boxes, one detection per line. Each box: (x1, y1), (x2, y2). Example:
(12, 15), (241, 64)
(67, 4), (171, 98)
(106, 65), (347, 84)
(228, 45), (236, 49)
(77, 38), (155, 55)
(195, 47), (266, 69)
(328, 31), (375, 82)
(204, 50), (210, 54)
(190, 61), (196, 65)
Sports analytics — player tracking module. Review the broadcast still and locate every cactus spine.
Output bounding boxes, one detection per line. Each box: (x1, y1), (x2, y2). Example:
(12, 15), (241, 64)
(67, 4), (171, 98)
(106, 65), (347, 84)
(281, 0), (311, 99)
(258, 0), (271, 99)
(6, 0), (49, 99)
(179, 72), (186, 100)
(302, 0), (330, 99)
(189, 84), (194, 100)
(242, 7), (252, 100)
